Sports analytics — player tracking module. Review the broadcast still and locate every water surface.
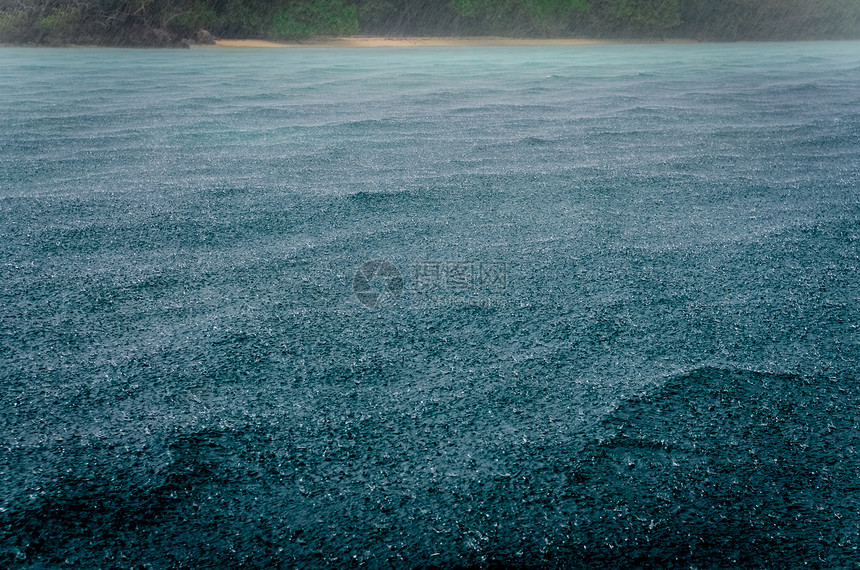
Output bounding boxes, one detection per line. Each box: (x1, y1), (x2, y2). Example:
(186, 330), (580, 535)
(1, 42), (859, 567)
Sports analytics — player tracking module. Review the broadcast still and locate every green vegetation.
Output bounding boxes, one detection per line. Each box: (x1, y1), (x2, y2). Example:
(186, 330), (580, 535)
(270, 0), (358, 38)
(605, 0), (681, 33)
(0, 0), (360, 45)
(0, 0), (858, 46)
(0, 11), (26, 35)
(680, 0), (860, 41)
(445, 0), (589, 35)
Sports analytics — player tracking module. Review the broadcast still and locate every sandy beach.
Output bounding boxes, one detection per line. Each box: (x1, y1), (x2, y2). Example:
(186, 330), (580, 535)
(204, 36), (639, 48)
(0, 36), (703, 49)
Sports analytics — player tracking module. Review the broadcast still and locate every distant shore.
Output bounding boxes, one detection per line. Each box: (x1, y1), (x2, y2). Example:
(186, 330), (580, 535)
(0, 36), (695, 49)
(5, 36), (855, 49)
(202, 37), (693, 49)
(2, 0), (858, 49)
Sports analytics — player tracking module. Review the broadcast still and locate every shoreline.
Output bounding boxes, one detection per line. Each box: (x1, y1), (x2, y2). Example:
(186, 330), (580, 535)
(202, 36), (696, 49)
(3, 37), (855, 49)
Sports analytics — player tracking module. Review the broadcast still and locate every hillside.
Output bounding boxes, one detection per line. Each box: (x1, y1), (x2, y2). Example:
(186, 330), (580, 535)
(1, 0), (859, 47)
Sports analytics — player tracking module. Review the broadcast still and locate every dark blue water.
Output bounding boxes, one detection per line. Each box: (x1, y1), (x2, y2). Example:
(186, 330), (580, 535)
(1, 43), (859, 567)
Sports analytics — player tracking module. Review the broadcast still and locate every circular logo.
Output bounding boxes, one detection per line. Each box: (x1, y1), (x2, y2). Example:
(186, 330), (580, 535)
(353, 260), (403, 309)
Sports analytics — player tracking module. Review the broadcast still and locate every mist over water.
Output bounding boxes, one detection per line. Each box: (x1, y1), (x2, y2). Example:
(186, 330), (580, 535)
(1, 43), (859, 567)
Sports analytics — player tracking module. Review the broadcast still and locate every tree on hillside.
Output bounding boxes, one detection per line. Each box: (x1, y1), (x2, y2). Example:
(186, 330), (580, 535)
(448, 0), (589, 36)
(680, 0), (860, 40)
(594, 0), (680, 36)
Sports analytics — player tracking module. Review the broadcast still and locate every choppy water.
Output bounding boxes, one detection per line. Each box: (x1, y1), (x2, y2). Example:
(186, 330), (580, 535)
(1, 42), (859, 567)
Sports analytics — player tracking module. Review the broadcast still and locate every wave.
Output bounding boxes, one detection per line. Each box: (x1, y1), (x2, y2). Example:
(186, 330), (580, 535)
(568, 366), (860, 565)
(343, 187), (431, 206)
(0, 424), (293, 567)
